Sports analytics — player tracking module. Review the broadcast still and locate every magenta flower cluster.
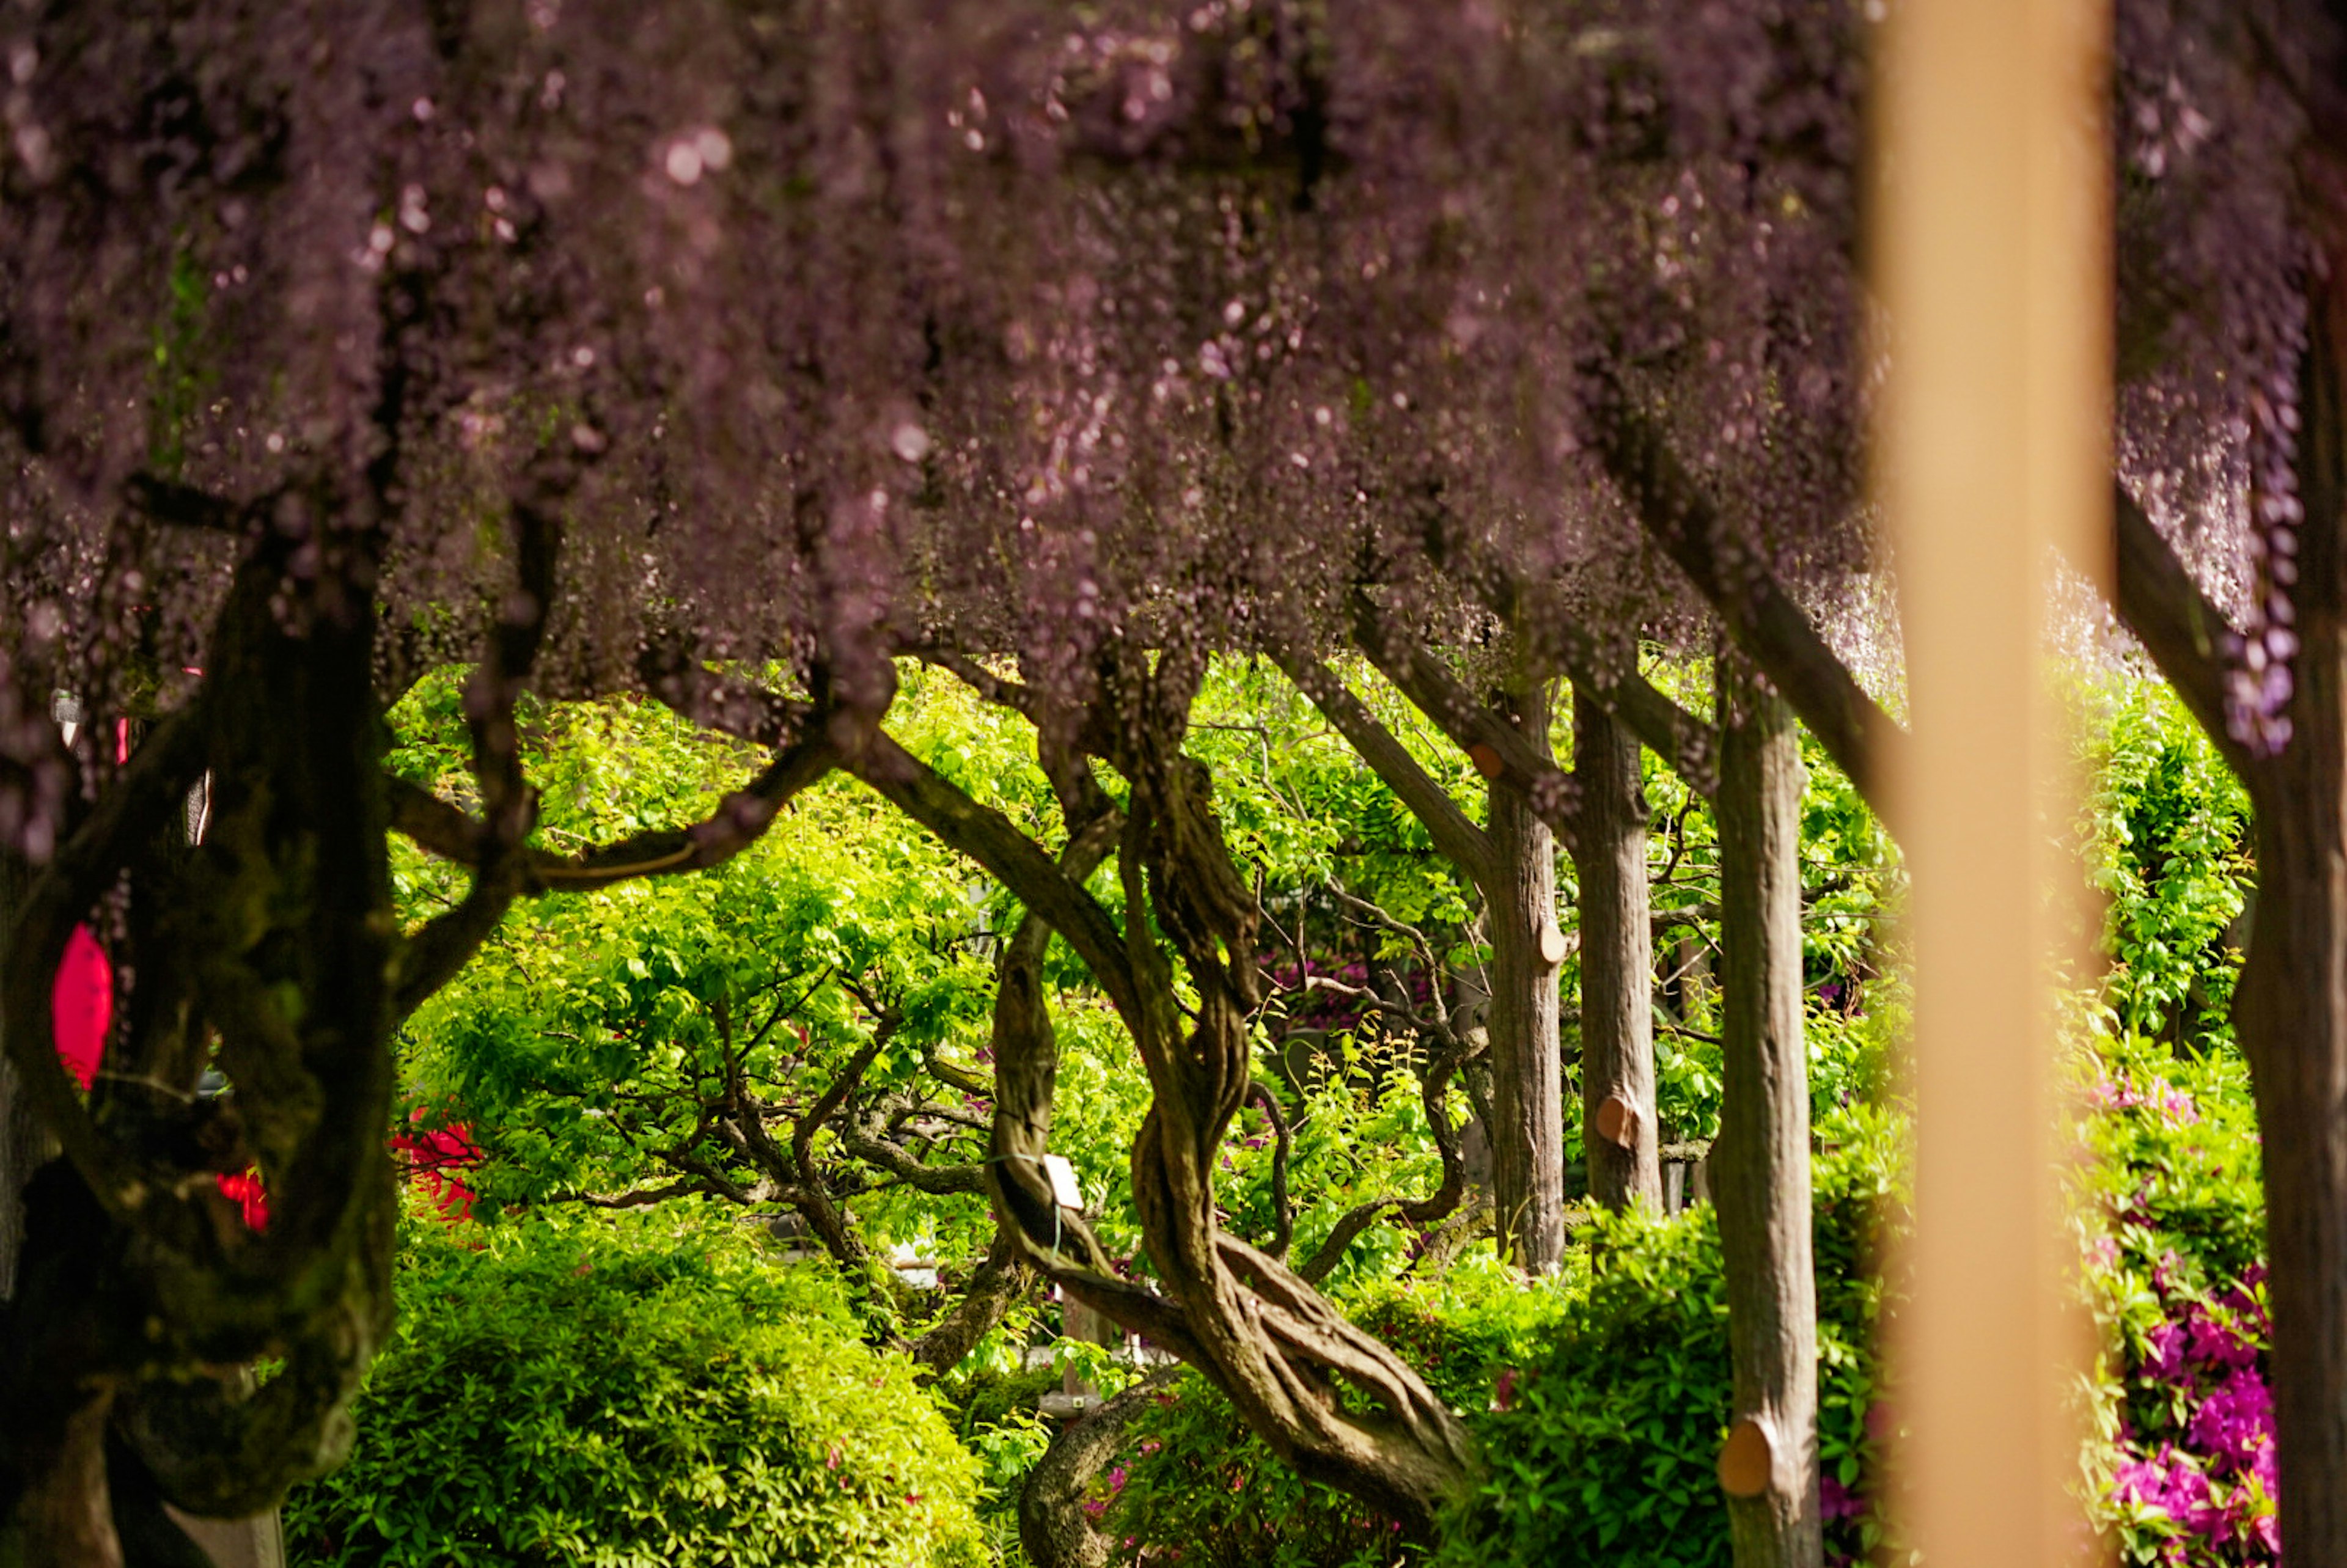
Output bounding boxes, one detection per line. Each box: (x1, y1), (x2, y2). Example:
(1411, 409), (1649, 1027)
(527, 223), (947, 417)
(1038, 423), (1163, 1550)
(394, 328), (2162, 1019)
(2087, 1072), (2202, 1125)
(1819, 1407), (1892, 1568)
(1080, 1464), (1132, 1520)
(2106, 1261), (2277, 1561)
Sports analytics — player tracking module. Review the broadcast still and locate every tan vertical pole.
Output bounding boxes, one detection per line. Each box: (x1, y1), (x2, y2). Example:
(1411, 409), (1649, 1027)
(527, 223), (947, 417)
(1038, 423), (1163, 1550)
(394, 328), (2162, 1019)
(1877, 0), (2109, 1562)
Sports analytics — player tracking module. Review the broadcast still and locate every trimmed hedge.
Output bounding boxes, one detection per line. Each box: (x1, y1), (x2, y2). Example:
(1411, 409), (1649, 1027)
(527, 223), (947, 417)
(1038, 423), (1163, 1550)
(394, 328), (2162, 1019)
(285, 1211), (985, 1568)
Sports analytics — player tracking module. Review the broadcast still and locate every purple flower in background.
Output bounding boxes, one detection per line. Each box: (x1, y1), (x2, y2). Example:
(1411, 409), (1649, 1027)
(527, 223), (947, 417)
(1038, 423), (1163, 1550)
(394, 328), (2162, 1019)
(2108, 1269), (2279, 1561)
(2089, 1072), (2200, 1125)
(1820, 1475), (1865, 1522)
(2115, 1446), (2224, 1537)
(2189, 1370), (2274, 1479)
(2147, 1318), (2191, 1379)
(2187, 1311), (2260, 1376)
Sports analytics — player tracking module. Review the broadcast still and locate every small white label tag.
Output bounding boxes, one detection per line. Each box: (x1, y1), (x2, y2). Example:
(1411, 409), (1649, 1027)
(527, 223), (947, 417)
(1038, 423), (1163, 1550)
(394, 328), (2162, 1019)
(1042, 1154), (1084, 1211)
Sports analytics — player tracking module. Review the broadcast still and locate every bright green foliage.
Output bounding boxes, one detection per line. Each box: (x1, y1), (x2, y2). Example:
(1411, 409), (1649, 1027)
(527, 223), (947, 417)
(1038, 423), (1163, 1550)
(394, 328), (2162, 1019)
(343, 654), (2274, 1568)
(1189, 656), (1484, 944)
(2074, 675), (2253, 1046)
(391, 671), (1000, 1195)
(284, 1209), (987, 1568)
(1221, 1064), (1463, 1287)
(385, 666), (1144, 1304)
(2075, 1027), (2266, 1294)
(2053, 670), (2272, 1558)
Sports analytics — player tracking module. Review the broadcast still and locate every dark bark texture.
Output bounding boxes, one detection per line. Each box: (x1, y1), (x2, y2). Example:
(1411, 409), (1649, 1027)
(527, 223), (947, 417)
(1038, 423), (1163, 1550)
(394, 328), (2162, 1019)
(1571, 694), (1661, 1212)
(0, 853), (32, 1310)
(0, 504), (753, 1561)
(0, 537), (403, 1563)
(1714, 667), (1821, 1568)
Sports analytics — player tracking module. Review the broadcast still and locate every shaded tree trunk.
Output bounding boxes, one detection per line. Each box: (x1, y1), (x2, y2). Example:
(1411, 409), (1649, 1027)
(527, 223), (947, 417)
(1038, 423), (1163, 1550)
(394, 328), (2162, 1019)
(0, 852), (32, 1310)
(2, 539), (411, 1563)
(1714, 665), (1820, 1567)
(5, 1393), (117, 1568)
(1571, 695), (1660, 1211)
(2238, 772), (2347, 1564)
(1483, 681), (1567, 1270)
(2231, 268), (2347, 1565)
(0, 1060), (27, 1307)
(1017, 1372), (1177, 1568)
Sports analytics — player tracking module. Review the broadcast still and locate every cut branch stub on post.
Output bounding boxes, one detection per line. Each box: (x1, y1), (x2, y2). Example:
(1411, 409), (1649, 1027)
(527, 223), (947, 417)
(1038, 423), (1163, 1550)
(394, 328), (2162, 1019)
(1717, 1416), (1780, 1500)
(1595, 1092), (1642, 1151)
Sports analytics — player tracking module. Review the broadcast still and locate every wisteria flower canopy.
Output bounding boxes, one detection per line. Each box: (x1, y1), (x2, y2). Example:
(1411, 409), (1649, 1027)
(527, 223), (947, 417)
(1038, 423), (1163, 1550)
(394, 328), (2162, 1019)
(0, 0), (2337, 1559)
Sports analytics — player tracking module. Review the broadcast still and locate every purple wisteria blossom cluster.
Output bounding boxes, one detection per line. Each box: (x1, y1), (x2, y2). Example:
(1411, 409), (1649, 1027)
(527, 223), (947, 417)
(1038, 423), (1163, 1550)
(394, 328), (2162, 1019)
(1821, 1470), (1872, 1568)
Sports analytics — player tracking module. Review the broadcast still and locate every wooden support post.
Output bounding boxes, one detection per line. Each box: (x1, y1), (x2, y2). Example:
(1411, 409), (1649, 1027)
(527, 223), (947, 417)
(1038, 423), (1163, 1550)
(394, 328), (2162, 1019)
(1876, 0), (2107, 1560)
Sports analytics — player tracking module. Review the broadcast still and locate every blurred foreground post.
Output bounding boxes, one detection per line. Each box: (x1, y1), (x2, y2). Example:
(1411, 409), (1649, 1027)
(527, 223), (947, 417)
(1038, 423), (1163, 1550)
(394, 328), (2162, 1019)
(1877, 0), (2109, 1563)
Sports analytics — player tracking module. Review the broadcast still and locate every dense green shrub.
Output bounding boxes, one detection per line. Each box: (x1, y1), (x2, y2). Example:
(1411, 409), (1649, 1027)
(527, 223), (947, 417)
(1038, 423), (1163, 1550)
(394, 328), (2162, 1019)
(1097, 1256), (1560, 1568)
(285, 1211), (986, 1568)
(1435, 1105), (1903, 1568)
(1097, 1105), (1900, 1568)
(2073, 677), (2252, 1049)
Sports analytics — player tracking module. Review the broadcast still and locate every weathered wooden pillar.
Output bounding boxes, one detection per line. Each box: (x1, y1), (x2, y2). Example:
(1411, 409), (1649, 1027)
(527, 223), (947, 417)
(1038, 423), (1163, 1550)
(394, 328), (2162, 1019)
(1483, 681), (1568, 1268)
(1571, 695), (1661, 1212)
(1713, 664), (1820, 1568)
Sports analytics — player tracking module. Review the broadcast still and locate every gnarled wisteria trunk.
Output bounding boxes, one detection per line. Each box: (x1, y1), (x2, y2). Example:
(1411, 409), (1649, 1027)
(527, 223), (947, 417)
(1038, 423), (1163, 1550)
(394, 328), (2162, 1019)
(0, 540), (405, 1565)
(854, 653), (1479, 1536)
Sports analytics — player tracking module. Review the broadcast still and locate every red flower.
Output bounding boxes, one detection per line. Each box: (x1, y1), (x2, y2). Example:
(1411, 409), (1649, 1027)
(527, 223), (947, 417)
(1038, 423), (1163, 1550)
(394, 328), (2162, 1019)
(51, 924), (111, 1090)
(391, 1109), (483, 1221)
(215, 1170), (269, 1232)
